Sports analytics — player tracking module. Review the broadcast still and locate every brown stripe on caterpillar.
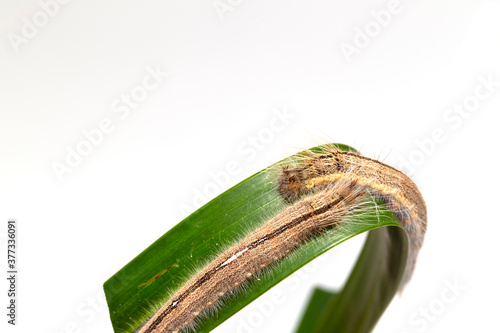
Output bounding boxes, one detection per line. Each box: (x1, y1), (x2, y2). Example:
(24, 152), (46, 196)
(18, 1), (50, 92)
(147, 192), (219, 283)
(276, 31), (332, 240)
(137, 179), (366, 333)
(277, 144), (427, 288)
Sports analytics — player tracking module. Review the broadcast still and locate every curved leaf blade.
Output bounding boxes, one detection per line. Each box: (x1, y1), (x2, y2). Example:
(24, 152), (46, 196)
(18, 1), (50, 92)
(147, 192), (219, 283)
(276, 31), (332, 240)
(103, 144), (409, 333)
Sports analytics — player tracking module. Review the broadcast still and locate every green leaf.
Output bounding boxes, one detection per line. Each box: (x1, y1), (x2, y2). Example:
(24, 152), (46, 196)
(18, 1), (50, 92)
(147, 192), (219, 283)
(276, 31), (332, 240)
(295, 287), (338, 333)
(103, 144), (409, 333)
(296, 227), (408, 333)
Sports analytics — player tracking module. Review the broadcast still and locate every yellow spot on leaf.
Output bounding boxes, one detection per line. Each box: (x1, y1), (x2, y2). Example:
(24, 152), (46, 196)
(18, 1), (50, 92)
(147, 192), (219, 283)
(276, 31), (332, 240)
(139, 264), (178, 288)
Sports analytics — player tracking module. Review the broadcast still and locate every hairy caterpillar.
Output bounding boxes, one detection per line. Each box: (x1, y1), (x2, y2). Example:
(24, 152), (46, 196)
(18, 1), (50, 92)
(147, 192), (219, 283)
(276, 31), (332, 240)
(137, 144), (427, 333)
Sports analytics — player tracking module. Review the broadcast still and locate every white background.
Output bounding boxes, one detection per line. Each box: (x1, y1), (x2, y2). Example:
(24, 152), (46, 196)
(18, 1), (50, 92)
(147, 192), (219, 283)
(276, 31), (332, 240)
(1, 1), (500, 332)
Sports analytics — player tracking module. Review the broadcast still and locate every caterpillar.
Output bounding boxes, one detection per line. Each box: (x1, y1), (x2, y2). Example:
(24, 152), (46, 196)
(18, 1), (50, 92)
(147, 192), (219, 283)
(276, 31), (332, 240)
(137, 144), (427, 333)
